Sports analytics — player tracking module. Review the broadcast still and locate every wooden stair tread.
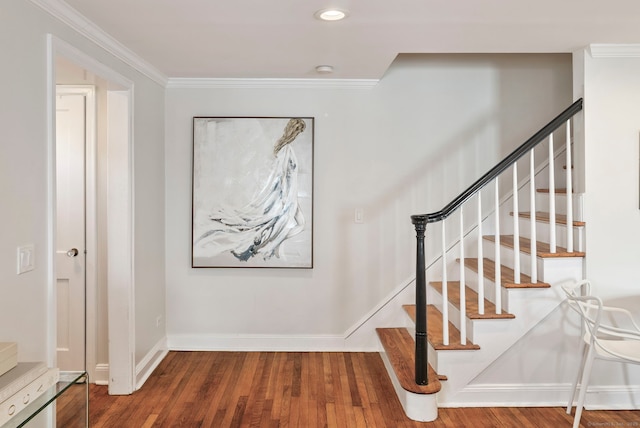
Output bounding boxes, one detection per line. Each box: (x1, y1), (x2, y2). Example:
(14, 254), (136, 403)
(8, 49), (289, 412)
(511, 211), (585, 227)
(462, 258), (551, 289)
(376, 328), (442, 394)
(537, 188), (571, 194)
(484, 235), (585, 258)
(403, 304), (480, 351)
(430, 281), (514, 319)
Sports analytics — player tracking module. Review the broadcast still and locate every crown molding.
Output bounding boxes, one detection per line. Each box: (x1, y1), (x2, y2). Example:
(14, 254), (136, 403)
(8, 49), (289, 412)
(166, 77), (379, 90)
(30, 0), (168, 87)
(589, 44), (640, 58)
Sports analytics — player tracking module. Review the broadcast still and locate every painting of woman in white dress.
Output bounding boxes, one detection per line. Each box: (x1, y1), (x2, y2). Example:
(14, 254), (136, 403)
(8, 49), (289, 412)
(192, 117), (313, 268)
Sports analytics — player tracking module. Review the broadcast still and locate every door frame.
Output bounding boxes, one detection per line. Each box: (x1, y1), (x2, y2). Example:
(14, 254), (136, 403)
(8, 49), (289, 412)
(46, 35), (136, 394)
(55, 85), (96, 375)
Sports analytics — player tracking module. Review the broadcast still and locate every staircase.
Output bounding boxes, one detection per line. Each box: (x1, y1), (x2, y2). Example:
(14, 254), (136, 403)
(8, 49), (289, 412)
(376, 99), (585, 421)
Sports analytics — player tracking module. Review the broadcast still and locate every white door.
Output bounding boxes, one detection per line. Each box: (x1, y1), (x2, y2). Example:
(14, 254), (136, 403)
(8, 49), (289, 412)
(56, 92), (86, 371)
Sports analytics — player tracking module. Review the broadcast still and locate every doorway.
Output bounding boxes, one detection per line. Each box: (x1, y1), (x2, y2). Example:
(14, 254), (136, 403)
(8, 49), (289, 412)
(48, 35), (135, 395)
(55, 86), (94, 373)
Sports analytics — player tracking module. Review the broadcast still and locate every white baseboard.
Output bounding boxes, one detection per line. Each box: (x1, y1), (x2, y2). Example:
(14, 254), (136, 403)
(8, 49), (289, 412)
(440, 383), (640, 409)
(167, 334), (345, 352)
(94, 363), (109, 385)
(580, 385), (640, 410)
(135, 337), (168, 390)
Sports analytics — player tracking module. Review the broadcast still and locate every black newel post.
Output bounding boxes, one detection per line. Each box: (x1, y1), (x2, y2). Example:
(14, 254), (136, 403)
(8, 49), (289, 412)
(411, 215), (428, 385)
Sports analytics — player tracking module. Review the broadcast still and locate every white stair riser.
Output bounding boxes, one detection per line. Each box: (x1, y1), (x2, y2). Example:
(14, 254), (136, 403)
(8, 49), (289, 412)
(481, 240), (536, 278)
(514, 217), (584, 252)
(450, 224), (583, 264)
(536, 257), (583, 284)
(426, 287), (479, 342)
(535, 192), (582, 217)
(462, 273), (508, 311)
(430, 278), (534, 342)
(481, 239), (584, 280)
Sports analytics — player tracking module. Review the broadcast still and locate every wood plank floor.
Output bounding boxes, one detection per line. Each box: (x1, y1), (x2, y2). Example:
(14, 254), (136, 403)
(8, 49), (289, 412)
(61, 351), (639, 427)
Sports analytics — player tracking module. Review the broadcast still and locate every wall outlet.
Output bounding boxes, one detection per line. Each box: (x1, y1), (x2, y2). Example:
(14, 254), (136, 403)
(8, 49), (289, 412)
(17, 245), (35, 274)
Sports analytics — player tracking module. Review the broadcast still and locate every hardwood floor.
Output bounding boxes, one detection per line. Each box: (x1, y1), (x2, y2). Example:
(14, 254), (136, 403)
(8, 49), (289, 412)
(64, 351), (638, 427)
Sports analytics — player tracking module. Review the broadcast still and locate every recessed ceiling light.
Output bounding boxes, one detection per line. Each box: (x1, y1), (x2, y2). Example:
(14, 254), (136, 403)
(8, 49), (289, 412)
(315, 65), (334, 74)
(314, 9), (348, 21)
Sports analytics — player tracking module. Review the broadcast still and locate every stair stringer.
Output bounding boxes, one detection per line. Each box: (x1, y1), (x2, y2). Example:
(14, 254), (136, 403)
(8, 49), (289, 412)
(432, 282), (566, 404)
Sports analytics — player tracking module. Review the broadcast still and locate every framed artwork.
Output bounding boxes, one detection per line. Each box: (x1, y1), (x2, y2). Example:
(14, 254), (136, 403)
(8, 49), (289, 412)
(192, 117), (314, 268)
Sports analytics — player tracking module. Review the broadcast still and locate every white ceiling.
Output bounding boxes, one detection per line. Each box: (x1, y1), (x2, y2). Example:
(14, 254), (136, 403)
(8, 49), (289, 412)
(59, 0), (640, 80)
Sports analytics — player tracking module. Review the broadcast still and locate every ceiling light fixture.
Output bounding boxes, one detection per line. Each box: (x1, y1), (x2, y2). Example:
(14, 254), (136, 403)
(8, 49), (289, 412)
(315, 65), (334, 74)
(314, 9), (348, 21)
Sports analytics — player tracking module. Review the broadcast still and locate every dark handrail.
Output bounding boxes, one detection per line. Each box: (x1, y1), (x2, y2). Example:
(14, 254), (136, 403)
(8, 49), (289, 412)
(411, 98), (583, 224)
(409, 98), (583, 386)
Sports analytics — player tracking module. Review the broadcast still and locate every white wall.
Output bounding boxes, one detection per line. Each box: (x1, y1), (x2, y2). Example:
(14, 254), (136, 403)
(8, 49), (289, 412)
(0, 1), (52, 362)
(581, 50), (640, 305)
(0, 0), (166, 372)
(165, 54), (572, 349)
(578, 50), (640, 399)
(131, 79), (166, 365)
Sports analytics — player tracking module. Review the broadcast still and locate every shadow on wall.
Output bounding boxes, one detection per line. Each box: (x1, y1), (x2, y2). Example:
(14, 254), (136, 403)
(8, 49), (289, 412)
(336, 61), (571, 332)
(336, 54), (572, 327)
(338, 108), (500, 315)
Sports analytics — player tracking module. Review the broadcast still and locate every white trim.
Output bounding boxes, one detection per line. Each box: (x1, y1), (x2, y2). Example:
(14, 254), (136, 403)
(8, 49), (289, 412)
(167, 334), (346, 352)
(106, 88), (136, 395)
(589, 44), (640, 58)
(440, 383), (640, 409)
(579, 385), (640, 410)
(166, 78), (379, 90)
(45, 33), (57, 369)
(135, 338), (168, 390)
(48, 35), (134, 89)
(48, 34), (137, 396)
(344, 275), (415, 339)
(94, 364), (109, 386)
(30, 0), (167, 87)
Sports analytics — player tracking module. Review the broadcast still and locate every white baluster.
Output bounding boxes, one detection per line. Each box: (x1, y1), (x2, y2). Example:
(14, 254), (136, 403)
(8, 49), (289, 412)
(441, 220), (449, 346)
(459, 207), (466, 345)
(530, 150), (538, 283)
(549, 134), (556, 253)
(566, 119), (574, 253)
(512, 163), (520, 285)
(477, 192), (484, 315)
(494, 179), (501, 313)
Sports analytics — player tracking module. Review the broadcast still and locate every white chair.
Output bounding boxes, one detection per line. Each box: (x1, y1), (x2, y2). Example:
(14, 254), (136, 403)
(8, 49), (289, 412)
(562, 280), (640, 428)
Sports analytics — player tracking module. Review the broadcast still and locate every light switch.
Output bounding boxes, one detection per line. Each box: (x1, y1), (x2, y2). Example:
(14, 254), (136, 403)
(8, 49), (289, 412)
(17, 245), (35, 275)
(354, 208), (364, 224)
